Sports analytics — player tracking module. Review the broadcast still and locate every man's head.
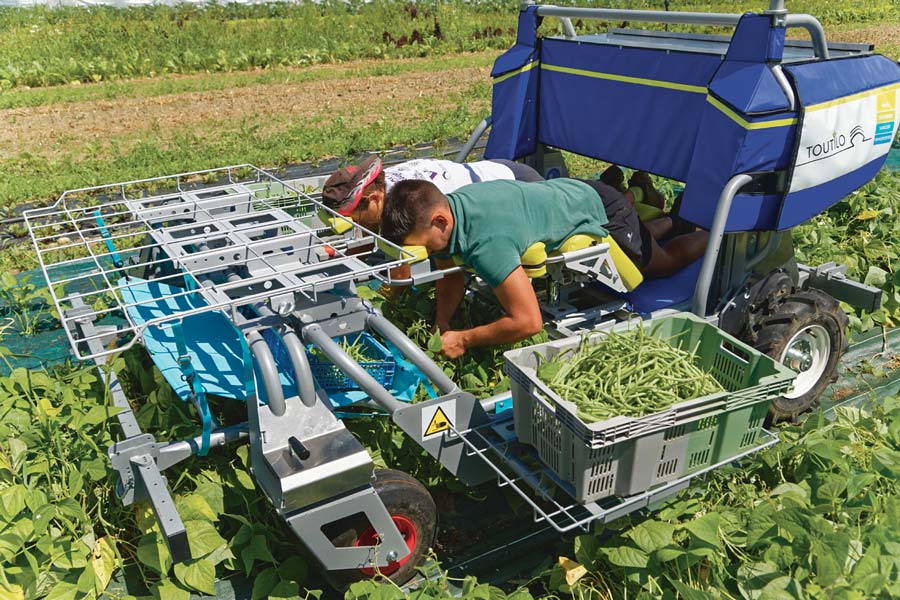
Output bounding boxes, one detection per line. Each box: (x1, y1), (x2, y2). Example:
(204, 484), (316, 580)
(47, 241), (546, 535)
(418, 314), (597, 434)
(382, 179), (453, 254)
(321, 155), (386, 230)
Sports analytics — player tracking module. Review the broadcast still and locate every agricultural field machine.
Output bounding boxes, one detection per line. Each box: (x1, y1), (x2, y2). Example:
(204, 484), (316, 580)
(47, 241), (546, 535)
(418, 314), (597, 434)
(23, 0), (900, 592)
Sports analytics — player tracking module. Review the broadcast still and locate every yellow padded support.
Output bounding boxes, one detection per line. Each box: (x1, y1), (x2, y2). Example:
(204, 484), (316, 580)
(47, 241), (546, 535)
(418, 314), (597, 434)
(377, 235), (642, 291)
(377, 239), (429, 263)
(317, 209), (354, 235)
(635, 202), (666, 222)
(553, 234), (643, 291)
(521, 242), (548, 278)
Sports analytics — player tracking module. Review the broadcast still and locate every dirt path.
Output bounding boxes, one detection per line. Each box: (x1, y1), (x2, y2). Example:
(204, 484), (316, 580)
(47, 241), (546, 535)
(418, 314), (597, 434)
(0, 64), (489, 159)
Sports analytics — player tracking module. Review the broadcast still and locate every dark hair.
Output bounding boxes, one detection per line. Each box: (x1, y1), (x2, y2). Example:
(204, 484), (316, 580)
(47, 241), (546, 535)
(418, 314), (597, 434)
(382, 179), (448, 244)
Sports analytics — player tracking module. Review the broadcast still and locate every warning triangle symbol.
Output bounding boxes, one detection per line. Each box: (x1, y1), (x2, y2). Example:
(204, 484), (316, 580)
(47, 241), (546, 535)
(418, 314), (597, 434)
(425, 407), (452, 436)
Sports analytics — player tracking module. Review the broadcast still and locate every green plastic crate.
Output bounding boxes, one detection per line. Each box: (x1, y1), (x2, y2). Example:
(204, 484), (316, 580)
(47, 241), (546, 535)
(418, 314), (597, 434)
(504, 313), (795, 503)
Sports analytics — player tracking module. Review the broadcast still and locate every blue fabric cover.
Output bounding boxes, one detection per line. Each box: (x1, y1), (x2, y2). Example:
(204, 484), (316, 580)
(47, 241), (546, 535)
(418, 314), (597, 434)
(618, 259), (703, 314)
(779, 155), (889, 229)
(536, 38), (719, 181)
(680, 98), (796, 230)
(484, 7), (541, 160)
(120, 277), (251, 401)
(775, 55), (900, 229)
(724, 13), (785, 63)
(784, 54), (900, 106)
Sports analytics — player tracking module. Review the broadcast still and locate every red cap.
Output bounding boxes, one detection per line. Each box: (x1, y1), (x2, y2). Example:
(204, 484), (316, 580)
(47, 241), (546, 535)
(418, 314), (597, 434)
(321, 156), (383, 216)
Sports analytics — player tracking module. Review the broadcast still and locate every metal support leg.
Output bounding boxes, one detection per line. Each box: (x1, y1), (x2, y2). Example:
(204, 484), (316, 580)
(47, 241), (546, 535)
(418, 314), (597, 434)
(692, 174), (752, 317)
(455, 116), (492, 163)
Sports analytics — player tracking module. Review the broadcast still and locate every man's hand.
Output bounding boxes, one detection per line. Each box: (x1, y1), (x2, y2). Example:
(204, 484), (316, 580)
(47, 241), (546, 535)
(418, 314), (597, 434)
(438, 267), (542, 357)
(440, 330), (467, 359)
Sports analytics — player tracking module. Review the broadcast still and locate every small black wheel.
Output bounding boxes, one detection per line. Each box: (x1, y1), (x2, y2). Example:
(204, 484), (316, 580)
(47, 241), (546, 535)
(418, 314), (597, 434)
(322, 469), (436, 591)
(750, 289), (848, 422)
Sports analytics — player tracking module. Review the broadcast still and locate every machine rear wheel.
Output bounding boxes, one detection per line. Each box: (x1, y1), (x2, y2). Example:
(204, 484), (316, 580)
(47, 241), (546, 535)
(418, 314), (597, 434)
(750, 289), (848, 422)
(322, 469), (436, 591)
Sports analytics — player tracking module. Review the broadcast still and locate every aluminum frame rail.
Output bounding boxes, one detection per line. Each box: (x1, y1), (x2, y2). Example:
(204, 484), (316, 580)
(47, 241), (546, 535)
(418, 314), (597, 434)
(527, 1), (831, 59)
(23, 165), (415, 361)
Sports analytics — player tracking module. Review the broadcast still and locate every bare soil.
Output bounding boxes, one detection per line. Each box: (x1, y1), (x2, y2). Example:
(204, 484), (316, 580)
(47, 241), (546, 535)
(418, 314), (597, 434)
(0, 64), (489, 159)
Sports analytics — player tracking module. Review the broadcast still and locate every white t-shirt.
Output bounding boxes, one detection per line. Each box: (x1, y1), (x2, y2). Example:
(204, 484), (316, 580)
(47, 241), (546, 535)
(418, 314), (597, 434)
(383, 159), (514, 194)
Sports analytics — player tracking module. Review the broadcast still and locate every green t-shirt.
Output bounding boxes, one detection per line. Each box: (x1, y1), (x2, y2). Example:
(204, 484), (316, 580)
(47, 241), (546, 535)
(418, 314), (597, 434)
(442, 179), (609, 288)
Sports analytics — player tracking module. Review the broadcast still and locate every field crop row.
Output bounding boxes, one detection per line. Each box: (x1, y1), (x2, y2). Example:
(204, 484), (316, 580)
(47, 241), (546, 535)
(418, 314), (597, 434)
(1, 0), (898, 89)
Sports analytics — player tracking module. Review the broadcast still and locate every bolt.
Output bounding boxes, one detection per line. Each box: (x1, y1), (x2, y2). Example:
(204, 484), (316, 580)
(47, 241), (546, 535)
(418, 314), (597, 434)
(386, 550), (399, 562)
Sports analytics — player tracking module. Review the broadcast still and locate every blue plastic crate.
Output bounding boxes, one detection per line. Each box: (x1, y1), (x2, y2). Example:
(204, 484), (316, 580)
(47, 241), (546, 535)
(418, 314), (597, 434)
(262, 329), (395, 392)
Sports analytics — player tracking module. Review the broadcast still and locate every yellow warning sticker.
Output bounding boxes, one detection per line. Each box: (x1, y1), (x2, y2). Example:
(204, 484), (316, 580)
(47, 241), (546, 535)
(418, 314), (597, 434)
(424, 406), (453, 437)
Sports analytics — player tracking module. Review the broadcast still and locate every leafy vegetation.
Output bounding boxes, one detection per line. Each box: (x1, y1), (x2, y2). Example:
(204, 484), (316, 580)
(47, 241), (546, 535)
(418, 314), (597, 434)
(0, 0), (897, 90)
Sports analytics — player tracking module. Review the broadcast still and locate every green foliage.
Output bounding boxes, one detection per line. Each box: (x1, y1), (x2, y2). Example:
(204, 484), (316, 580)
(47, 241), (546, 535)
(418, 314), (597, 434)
(0, 363), (125, 599)
(0, 0), (518, 90)
(794, 169), (900, 332)
(549, 398), (900, 598)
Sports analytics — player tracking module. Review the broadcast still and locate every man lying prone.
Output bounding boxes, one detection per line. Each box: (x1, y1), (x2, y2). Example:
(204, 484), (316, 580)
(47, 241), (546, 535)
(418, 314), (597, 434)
(380, 178), (707, 358)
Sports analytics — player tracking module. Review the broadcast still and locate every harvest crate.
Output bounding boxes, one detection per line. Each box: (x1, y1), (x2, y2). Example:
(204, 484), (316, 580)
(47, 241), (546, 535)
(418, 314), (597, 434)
(504, 313), (795, 503)
(263, 330), (396, 392)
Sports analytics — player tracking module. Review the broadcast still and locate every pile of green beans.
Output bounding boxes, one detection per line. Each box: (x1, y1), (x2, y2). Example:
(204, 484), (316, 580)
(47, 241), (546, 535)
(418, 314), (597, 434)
(536, 327), (724, 423)
(309, 334), (376, 363)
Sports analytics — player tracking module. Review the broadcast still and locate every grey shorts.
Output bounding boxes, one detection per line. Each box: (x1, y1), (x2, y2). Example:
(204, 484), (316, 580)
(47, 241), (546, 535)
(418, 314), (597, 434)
(488, 159), (545, 183)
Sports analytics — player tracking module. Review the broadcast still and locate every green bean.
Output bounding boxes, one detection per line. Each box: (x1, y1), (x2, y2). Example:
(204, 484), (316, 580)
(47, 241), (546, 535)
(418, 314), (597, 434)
(535, 326), (724, 423)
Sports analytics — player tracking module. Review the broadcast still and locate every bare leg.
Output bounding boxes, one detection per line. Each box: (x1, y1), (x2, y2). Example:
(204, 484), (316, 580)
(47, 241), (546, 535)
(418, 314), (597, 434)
(643, 216), (673, 241)
(641, 231), (708, 279)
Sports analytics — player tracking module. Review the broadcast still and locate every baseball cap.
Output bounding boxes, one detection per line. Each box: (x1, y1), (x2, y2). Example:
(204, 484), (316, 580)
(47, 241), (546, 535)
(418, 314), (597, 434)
(321, 155), (383, 216)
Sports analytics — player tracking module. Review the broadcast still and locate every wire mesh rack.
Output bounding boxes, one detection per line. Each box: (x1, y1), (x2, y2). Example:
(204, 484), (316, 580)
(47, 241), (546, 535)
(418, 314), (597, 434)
(24, 165), (414, 361)
(452, 411), (779, 533)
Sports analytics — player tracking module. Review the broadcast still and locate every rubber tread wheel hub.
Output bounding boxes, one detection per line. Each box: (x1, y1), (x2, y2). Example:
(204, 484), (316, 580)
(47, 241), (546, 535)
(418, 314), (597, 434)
(322, 469), (436, 590)
(750, 289), (848, 422)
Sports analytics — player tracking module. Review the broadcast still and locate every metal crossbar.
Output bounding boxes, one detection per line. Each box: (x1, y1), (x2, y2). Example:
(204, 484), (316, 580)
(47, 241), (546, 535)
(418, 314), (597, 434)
(24, 165), (415, 361)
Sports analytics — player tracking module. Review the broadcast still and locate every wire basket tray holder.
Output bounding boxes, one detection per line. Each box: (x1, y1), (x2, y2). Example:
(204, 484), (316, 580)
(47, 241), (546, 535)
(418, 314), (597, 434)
(24, 165), (414, 361)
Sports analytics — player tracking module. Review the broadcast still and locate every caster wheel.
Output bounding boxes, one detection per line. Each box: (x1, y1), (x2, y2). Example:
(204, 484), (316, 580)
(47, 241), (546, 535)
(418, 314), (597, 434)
(751, 289), (848, 422)
(322, 469), (436, 590)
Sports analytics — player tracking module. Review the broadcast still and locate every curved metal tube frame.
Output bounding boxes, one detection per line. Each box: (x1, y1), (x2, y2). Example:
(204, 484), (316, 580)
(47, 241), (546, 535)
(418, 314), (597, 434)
(302, 324), (407, 415)
(691, 174), (754, 317)
(530, 3), (830, 59)
(455, 116), (492, 164)
(366, 312), (458, 395)
(247, 330), (287, 417)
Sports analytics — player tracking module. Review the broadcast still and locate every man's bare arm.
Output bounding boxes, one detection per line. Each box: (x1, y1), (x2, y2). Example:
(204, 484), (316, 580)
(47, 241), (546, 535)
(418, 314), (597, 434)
(440, 266), (543, 358)
(434, 258), (466, 332)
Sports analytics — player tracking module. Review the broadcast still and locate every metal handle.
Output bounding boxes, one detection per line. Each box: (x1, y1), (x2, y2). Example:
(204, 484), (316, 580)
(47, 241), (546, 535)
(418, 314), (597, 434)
(529, 3), (830, 59)
(691, 174), (753, 317)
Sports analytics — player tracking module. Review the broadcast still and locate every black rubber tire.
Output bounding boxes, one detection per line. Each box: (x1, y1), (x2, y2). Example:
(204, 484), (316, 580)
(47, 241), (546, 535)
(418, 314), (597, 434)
(750, 289), (848, 422)
(322, 469), (436, 591)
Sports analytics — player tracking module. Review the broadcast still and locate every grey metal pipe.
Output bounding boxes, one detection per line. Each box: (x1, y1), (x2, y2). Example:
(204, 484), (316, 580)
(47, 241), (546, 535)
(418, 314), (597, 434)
(247, 330), (287, 417)
(534, 4), (830, 60)
(691, 174), (753, 317)
(366, 312), (458, 395)
(766, 0), (786, 14)
(785, 14), (830, 59)
(157, 424), (250, 470)
(534, 5), (742, 27)
(248, 294), (317, 408)
(770, 65), (796, 111)
(302, 324), (407, 414)
(455, 116), (492, 163)
(560, 16), (577, 39)
(278, 326), (318, 408)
